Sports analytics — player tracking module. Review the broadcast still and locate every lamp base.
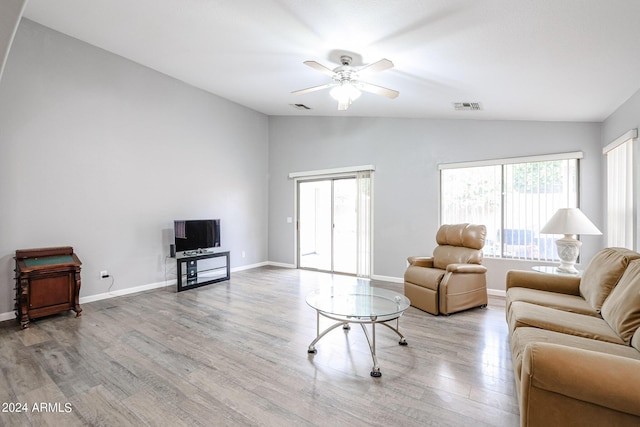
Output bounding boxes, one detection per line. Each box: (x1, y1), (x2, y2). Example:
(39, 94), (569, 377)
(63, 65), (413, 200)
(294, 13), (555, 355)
(555, 235), (581, 274)
(556, 265), (580, 274)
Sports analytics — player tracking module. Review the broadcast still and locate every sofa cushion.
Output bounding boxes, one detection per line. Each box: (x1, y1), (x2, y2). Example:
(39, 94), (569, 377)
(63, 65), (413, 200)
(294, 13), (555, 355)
(404, 266), (444, 291)
(508, 301), (625, 344)
(506, 287), (600, 318)
(601, 259), (640, 345)
(510, 327), (640, 380)
(579, 248), (640, 312)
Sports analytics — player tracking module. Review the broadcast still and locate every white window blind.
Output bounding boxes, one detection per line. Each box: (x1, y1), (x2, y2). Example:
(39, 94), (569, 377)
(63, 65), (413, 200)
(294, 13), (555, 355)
(356, 170), (372, 278)
(604, 129), (637, 249)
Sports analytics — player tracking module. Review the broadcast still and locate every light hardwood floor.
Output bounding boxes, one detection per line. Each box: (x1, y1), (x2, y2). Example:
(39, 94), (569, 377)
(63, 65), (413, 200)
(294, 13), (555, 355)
(0, 266), (519, 427)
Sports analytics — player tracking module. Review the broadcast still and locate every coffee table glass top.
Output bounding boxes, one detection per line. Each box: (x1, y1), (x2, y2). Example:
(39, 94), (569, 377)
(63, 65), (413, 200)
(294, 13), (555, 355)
(306, 286), (410, 319)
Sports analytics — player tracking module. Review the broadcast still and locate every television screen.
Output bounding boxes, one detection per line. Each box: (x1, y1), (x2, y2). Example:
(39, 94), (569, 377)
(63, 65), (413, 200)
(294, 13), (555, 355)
(174, 219), (220, 252)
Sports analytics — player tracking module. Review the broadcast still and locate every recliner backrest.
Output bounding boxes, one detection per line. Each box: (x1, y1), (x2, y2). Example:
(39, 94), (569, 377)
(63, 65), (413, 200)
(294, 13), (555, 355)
(433, 224), (486, 270)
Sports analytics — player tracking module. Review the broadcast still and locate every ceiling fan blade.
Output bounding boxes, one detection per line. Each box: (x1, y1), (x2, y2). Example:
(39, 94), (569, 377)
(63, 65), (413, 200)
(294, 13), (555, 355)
(291, 83), (334, 95)
(358, 58), (394, 75)
(303, 60), (336, 77)
(359, 82), (399, 99)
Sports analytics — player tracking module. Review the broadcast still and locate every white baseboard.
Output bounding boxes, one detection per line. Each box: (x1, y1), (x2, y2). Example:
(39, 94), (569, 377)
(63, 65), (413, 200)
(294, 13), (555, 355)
(232, 261), (269, 271)
(487, 288), (506, 298)
(0, 265), (508, 322)
(0, 262), (271, 322)
(80, 279), (174, 304)
(371, 274), (404, 284)
(1, 279), (177, 322)
(267, 261), (296, 268)
(0, 311), (15, 322)
(82, 262), (270, 304)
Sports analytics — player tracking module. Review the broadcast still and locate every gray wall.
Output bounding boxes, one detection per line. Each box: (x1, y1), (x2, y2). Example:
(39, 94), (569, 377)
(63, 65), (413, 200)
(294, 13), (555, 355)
(0, 17), (614, 315)
(268, 116), (603, 290)
(0, 19), (269, 315)
(0, 0), (26, 81)
(601, 88), (640, 247)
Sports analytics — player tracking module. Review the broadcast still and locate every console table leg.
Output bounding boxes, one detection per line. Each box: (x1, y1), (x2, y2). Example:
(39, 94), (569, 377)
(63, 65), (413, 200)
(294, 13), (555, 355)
(17, 277), (30, 328)
(73, 270), (82, 317)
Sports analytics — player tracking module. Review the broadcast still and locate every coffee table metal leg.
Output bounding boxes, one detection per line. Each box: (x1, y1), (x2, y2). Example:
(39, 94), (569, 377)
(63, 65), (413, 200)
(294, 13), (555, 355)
(380, 320), (408, 346)
(360, 322), (381, 377)
(307, 311), (406, 377)
(308, 312), (351, 354)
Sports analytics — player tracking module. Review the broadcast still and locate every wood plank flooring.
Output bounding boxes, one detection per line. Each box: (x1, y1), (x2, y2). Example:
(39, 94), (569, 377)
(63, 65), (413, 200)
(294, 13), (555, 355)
(0, 266), (519, 426)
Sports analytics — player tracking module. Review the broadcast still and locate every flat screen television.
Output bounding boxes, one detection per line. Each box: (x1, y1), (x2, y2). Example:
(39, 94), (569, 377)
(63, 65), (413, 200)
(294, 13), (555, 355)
(174, 219), (220, 252)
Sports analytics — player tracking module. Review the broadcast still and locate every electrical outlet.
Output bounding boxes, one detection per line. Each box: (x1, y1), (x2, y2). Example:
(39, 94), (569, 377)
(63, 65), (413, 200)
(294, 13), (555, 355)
(100, 270), (109, 279)
(242, 251), (246, 258)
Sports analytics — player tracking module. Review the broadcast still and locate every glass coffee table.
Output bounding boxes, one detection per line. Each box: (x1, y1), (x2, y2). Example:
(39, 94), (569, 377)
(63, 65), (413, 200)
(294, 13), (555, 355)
(306, 286), (410, 377)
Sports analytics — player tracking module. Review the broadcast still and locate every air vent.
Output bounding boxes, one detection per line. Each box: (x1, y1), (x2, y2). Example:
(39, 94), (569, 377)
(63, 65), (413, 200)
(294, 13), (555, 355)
(290, 103), (311, 110)
(454, 102), (482, 111)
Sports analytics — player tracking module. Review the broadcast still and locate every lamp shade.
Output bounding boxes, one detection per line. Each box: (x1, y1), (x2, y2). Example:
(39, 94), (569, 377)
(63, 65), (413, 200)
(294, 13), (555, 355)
(540, 208), (602, 235)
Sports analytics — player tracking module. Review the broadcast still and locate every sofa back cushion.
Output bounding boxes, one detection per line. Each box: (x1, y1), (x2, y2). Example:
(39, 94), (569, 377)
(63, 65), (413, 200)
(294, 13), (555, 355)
(579, 247), (640, 312)
(601, 259), (640, 344)
(433, 224), (486, 269)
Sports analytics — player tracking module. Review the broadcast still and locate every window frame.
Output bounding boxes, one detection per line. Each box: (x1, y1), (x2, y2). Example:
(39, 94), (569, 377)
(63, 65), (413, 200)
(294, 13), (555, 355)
(439, 152), (583, 261)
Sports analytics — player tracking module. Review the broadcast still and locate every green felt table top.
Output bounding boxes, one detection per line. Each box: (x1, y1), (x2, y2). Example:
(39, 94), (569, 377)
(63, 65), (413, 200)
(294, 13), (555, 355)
(24, 255), (75, 267)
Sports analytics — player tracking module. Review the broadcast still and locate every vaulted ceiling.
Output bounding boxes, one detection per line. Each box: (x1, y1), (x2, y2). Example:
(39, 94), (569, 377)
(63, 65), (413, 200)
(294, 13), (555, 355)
(22, 0), (640, 121)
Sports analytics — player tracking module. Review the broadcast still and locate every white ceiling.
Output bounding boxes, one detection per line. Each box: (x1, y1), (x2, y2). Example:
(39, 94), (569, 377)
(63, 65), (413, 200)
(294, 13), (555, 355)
(22, 0), (640, 122)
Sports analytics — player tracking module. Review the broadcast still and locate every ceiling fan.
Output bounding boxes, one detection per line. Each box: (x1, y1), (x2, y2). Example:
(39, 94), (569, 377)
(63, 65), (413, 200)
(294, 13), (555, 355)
(292, 55), (399, 110)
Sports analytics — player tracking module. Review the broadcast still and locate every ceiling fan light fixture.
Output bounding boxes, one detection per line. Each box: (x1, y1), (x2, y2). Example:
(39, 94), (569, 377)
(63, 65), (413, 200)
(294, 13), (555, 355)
(293, 56), (396, 110)
(330, 81), (361, 104)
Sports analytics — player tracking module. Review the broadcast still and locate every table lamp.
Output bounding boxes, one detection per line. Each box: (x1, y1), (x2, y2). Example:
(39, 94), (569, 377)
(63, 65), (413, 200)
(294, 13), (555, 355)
(540, 208), (602, 274)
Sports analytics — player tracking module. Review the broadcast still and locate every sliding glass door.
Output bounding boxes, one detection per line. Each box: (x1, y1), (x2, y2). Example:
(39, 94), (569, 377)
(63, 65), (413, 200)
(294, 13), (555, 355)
(298, 180), (333, 271)
(297, 173), (371, 277)
(332, 178), (358, 274)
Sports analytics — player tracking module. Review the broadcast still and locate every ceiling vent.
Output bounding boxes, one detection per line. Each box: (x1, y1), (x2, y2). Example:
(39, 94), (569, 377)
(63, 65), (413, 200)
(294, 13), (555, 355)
(290, 103), (311, 110)
(454, 102), (482, 111)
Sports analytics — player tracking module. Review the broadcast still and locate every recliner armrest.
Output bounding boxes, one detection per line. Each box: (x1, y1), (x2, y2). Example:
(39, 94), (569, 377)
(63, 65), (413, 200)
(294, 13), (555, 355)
(407, 256), (434, 268)
(446, 264), (487, 274)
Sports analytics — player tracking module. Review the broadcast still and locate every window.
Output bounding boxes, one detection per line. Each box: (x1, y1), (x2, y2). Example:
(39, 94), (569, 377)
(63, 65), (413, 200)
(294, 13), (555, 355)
(440, 153), (581, 261)
(604, 129), (637, 250)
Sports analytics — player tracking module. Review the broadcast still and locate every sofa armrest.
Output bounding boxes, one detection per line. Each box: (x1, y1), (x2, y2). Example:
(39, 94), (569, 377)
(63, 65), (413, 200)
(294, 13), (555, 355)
(407, 256), (434, 268)
(446, 264), (487, 274)
(521, 342), (640, 426)
(506, 269), (581, 295)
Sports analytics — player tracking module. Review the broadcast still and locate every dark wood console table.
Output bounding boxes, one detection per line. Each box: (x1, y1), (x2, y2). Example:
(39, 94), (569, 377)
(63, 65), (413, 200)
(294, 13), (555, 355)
(14, 246), (82, 328)
(176, 250), (230, 292)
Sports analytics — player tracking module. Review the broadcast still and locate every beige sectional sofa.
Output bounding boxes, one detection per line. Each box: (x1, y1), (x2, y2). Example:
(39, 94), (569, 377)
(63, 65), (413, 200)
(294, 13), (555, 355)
(505, 247), (640, 427)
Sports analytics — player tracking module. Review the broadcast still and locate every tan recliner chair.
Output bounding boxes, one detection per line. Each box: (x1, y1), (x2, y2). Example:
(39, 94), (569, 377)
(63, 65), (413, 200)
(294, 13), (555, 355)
(404, 223), (488, 315)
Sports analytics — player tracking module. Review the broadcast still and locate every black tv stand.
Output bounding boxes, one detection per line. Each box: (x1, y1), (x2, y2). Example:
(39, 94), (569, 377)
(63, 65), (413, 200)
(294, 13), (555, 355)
(183, 248), (215, 256)
(176, 251), (230, 292)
